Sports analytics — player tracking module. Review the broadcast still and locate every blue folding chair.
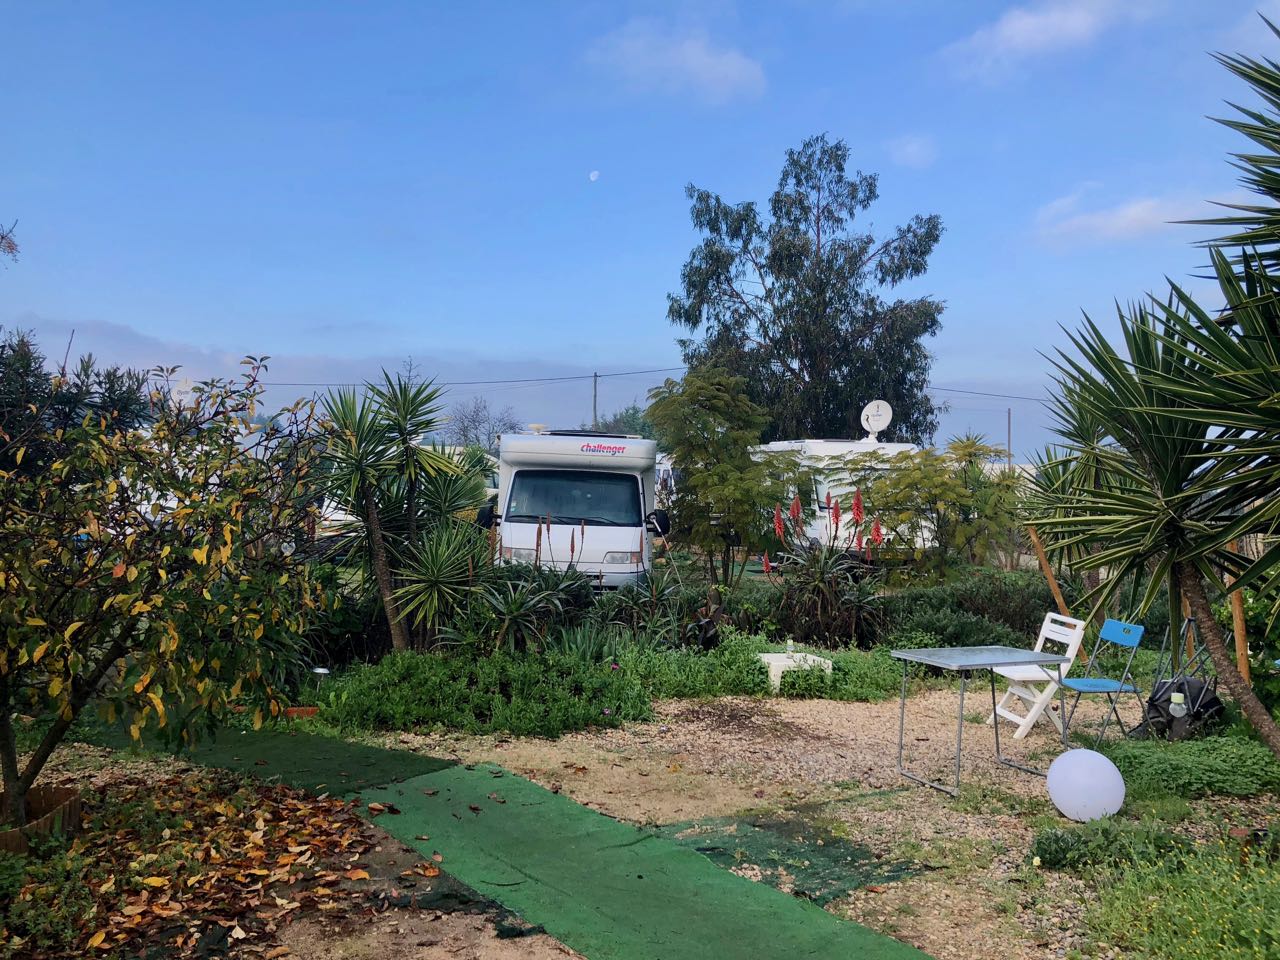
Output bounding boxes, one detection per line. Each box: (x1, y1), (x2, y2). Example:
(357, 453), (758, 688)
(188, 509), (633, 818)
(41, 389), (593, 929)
(1062, 618), (1145, 745)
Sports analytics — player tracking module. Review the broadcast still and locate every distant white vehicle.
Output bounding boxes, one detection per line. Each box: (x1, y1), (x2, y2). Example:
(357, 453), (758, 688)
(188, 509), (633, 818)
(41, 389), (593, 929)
(485, 431), (668, 588)
(753, 437), (917, 545)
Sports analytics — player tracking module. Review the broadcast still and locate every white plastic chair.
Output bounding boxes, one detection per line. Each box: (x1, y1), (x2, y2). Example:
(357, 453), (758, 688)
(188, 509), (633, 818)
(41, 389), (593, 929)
(987, 612), (1087, 739)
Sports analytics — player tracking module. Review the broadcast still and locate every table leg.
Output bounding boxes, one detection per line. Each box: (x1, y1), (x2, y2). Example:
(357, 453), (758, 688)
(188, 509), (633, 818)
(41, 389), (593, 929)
(954, 671), (967, 792)
(992, 667), (1054, 777)
(896, 661), (961, 796)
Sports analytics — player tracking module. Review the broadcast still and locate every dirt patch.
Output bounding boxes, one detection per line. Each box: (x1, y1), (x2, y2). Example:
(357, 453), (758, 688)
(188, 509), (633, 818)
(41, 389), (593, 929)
(385, 690), (1125, 825)
(281, 910), (580, 960)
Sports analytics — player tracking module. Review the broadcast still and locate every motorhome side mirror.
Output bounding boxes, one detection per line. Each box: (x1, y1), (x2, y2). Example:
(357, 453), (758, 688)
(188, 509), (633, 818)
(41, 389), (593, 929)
(646, 509), (671, 537)
(475, 504), (495, 528)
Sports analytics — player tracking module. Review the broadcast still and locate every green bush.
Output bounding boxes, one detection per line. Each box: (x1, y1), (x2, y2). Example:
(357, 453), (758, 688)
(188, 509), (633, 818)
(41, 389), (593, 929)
(1088, 841), (1280, 959)
(882, 570), (1062, 643)
(778, 664), (832, 698)
(887, 606), (1023, 649)
(619, 631), (771, 700)
(1100, 736), (1280, 800)
(1029, 819), (1188, 872)
(829, 647), (902, 701)
(319, 650), (652, 737)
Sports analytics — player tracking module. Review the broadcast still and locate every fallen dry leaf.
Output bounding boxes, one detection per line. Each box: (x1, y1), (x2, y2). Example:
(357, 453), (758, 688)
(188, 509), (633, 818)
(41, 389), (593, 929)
(343, 868), (370, 881)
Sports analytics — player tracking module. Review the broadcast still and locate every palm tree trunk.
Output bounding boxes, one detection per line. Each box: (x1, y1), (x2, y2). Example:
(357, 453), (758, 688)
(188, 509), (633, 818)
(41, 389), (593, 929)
(364, 486), (410, 652)
(1177, 563), (1280, 760)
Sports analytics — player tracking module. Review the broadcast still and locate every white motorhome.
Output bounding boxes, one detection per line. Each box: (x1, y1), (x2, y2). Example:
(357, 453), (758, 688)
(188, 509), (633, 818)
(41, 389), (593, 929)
(754, 437), (917, 545)
(491, 431), (666, 587)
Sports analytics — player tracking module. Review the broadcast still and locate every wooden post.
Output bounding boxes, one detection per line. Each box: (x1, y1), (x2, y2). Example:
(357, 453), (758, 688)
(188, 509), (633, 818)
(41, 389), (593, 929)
(1027, 525), (1069, 617)
(1227, 540), (1252, 688)
(1181, 594), (1194, 663)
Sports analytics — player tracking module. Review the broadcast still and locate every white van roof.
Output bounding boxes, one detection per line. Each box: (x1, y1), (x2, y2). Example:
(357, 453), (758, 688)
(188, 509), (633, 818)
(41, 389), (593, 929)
(499, 432), (658, 471)
(754, 438), (917, 460)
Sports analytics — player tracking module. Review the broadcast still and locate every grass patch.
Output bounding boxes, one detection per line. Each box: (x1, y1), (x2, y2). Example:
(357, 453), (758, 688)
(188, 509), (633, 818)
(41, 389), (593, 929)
(1099, 736), (1280, 800)
(1087, 839), (1280, 959)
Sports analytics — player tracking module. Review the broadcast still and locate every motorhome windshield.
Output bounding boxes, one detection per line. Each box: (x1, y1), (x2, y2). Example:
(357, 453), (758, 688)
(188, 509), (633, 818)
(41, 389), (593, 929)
(505, 469), (641, 526)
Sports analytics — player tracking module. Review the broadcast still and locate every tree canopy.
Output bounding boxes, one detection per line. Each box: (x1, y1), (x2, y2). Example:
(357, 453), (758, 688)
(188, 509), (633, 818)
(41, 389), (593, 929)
(667, 134), (945, 445)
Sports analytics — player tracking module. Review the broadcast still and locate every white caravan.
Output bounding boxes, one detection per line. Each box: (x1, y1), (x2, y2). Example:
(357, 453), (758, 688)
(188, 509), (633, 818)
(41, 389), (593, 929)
(755, 437), (917, 545)
(490, 431), (666, 588)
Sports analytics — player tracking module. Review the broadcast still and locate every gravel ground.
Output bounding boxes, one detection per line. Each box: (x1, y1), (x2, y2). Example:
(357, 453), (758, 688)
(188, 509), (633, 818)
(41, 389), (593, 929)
(387, 690), (1153, 960)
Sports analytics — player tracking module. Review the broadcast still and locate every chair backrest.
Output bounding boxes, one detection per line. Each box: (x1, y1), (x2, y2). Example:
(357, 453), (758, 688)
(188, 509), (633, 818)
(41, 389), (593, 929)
(1099, 619), (1144, 648)
(1033, 612), (1088, 667)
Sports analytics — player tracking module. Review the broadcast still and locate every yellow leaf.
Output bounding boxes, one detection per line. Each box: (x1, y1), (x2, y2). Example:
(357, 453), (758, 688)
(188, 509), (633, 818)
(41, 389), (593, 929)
(48, 677), (63, 697)
(129, 723), (141, 741)
(32, 642), (49, 664)
(344, 868), (370, 881)
(158, 568), (167, 581)
(253, 708), (264, 730)
(64, 621), (84, 641)
(25, 617), (47, 627)
(126, 565), (138, 582)
(134, 670), (153, 694)
(147, 692), (166, 724)
(192, 546), (208, 566)
(15, 447), (24, 465)
(87, 930), (106, 949)
(141, 876), (167, 888)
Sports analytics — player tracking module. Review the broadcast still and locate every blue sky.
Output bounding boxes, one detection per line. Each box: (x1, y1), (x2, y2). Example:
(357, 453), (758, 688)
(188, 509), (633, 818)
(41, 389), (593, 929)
(2, 1), (1276, 454)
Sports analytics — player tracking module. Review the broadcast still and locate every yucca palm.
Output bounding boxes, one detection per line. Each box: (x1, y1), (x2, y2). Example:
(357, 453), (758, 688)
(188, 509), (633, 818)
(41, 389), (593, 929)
(1189, 17), (1280, 265)
(321, 387), (411, 650)
(1031, 277), (1280, 757)
(369, 372), (455, 546)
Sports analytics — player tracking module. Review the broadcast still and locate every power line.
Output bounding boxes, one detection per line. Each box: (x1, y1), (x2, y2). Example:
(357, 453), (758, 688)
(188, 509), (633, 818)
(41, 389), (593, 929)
(260, 365), (1045, 402)
(261, 366), (685, 389)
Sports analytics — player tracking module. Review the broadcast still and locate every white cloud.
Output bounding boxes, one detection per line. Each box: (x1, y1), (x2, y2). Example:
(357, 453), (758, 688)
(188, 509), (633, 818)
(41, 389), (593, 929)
(885, 134), (938, 169)
(588, 170), (600, 182)
(946, 0), (1159, 79)
(1034, 186), (1211, 244)
(586, 19), (765, 104)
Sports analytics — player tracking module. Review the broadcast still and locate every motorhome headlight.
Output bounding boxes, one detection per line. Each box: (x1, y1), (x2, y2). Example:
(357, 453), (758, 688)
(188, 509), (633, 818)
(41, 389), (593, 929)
(602, 551), (643, 565)
(502, 547), (537, 562)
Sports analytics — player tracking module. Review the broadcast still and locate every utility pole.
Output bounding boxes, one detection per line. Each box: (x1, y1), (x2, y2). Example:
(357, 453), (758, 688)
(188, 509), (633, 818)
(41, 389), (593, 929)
(1006, 407), (1013, 470)
(592, 372), (599, 429)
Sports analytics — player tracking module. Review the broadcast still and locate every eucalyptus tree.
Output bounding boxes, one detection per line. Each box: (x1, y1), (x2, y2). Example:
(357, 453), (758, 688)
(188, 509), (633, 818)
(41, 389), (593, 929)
(667, 134), (945, 444)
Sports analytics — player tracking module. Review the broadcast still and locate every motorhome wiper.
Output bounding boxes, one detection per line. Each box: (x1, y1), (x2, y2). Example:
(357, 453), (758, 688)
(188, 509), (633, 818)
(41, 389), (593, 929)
(576, 516), (625, 526)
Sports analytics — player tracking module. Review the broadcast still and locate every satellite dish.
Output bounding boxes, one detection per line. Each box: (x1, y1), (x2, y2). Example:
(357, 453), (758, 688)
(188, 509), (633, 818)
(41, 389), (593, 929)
(860, 400), (893, 440)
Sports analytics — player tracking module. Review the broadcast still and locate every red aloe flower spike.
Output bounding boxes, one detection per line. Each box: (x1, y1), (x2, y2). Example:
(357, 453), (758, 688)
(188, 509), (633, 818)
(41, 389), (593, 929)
(855, 531), (863, 553)
(789, 495), (802, 522)
(762, 551), (772, 574)
(852, 489), (864, 525)
(831, 499), (841, 532)
(570, 529), (576, 558)
(871, 518), (884, 546)
(865, 543), (872, 561)
(774, 504), (785, 541)
(825, 491), (832, 511)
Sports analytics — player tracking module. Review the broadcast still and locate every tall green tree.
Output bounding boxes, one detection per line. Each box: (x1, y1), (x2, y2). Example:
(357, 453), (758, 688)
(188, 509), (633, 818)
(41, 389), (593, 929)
(590, 403), (656, 440)
(647, 368), (803, 586)
(667, 134), (944, 444)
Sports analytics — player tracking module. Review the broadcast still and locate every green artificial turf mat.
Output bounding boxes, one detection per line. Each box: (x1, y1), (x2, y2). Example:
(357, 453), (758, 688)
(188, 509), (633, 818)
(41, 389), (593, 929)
(363, 764), (930, 960)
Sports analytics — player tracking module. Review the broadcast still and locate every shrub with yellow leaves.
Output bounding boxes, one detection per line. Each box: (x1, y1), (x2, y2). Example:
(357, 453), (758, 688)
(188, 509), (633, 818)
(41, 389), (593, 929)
(0, 357), (323, 827)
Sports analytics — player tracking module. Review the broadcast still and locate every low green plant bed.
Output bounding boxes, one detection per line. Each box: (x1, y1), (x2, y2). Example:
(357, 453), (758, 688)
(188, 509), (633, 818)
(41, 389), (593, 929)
(319, 650), (652, 737)
(1029, 818), (1189, 872)
(1099, 736), (1280, 800)
(1087, 839), (1280, 959)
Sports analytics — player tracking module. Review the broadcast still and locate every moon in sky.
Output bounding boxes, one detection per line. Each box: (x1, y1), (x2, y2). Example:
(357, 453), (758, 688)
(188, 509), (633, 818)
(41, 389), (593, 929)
(588, 170), (600, 182)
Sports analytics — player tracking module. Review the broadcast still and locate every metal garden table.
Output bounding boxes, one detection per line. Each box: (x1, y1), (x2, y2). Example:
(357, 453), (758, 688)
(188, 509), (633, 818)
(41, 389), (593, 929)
(891, 645), (1069, 795)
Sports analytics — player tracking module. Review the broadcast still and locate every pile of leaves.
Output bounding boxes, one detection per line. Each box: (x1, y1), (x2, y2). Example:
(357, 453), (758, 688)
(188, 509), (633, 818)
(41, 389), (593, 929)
(2, 770), (377, 958)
